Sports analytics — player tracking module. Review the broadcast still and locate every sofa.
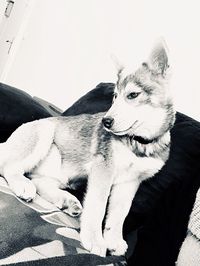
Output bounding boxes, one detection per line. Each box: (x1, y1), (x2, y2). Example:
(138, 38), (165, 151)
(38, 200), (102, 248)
(0, 82), (200, 266)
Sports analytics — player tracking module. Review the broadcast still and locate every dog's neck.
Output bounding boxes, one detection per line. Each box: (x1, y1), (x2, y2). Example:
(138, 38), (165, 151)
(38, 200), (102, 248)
(128, 131), (171, 159)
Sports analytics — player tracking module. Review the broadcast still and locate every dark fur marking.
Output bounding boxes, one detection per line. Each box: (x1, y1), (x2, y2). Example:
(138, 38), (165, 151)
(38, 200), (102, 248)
(95, 124), (113, 162)
(120, 74), (135, 89)
(117, 71), (154, 97)
(68, 175), (87, 190)
(130, 136), (170, 161)
(134, 78), (154, 95)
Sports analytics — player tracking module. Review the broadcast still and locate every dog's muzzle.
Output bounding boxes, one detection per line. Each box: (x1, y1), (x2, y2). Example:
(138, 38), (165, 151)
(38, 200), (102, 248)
(102, 117), (114, 129)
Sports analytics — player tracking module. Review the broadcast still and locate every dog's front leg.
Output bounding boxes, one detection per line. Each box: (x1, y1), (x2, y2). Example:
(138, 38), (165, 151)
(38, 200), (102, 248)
(80, 155), (113, 257)
(103, 179), (140, 256)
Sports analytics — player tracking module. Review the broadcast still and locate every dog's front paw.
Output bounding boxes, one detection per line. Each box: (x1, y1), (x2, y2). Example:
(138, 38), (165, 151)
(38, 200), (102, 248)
(63, 197), (82, 217)
(107, 239), (128, 256)
(80, 229), (107, 257)
(9, 177), (36, 202)
(104, 230), (128, 256)
(55, 193), (82, 217)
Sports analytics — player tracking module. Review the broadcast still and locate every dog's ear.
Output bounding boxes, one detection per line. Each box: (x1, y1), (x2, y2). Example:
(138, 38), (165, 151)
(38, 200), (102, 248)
(147, 39), (169, 76)
(110, 54), (124, 80)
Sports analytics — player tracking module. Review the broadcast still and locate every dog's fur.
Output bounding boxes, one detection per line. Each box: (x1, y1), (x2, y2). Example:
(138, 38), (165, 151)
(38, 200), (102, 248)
(0, 42), (175, 257)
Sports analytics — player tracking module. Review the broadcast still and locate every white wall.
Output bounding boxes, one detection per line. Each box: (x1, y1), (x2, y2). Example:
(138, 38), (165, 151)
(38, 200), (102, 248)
(0, 0), (200, 120)
(0, 1), (7, 24)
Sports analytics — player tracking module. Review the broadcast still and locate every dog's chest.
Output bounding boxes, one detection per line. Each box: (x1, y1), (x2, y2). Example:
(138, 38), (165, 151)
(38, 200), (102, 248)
(111, 140), (164, 184)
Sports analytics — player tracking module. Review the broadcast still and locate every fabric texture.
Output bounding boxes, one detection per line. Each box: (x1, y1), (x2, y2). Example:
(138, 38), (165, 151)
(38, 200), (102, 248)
(177, 189), (200, 266)
(177, 234), (200, 266)
(0, 82), (200, 265)
(0, 175), (125, 265)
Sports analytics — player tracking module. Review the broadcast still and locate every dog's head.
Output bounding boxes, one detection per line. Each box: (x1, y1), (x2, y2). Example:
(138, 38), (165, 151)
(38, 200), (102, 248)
(102, 41), (175, 141)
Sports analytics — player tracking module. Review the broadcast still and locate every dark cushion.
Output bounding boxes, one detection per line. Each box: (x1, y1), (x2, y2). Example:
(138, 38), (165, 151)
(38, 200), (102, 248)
(63, 82), (200, 266)
(0, 83), (52, 142)
(62, 83), (114, 116)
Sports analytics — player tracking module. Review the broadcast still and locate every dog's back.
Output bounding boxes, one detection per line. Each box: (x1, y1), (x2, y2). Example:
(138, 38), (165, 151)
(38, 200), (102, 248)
(53, 113), (104, 164)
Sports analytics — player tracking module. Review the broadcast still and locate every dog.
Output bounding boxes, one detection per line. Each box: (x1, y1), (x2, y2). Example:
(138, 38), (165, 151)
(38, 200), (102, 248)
(0, 41), (175, 257)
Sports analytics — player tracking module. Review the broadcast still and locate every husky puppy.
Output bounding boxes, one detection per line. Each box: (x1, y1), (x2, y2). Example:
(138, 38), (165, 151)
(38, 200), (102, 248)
(0, 42), (175, 257)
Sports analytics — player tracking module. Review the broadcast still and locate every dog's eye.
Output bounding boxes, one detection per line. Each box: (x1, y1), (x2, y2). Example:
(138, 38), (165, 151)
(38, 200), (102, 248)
(127, 92), (140, 100)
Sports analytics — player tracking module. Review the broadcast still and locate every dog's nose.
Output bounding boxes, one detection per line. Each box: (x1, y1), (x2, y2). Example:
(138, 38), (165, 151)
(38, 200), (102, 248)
(102, 117), (114, 129)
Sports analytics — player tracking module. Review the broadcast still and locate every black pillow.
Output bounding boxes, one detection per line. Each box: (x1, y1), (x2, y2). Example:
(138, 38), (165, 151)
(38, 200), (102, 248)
(0, 83), (52, 142)
(63, 82), (200, 266)
(62, 82), (114, 116)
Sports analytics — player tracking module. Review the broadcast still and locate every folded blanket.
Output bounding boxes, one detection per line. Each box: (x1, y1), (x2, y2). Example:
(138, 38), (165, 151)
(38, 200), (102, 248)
(0, 177), (125, 266)
(177, 189), (200, 265)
